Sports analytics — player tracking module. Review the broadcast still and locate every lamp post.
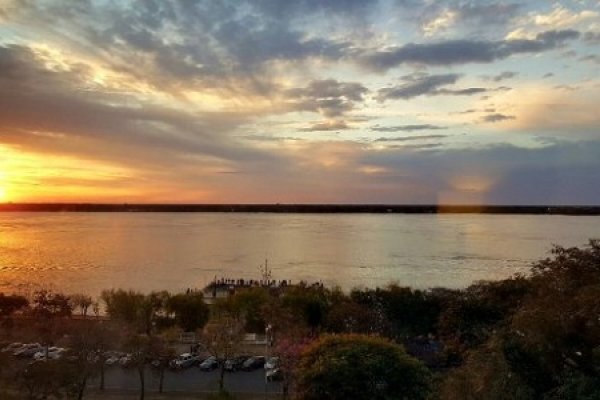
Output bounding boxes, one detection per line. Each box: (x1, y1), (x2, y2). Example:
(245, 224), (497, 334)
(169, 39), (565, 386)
(264, 323), (272, 399)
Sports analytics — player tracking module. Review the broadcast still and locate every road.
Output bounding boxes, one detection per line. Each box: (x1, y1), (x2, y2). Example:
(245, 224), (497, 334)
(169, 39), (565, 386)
(89, 366), (283, 395)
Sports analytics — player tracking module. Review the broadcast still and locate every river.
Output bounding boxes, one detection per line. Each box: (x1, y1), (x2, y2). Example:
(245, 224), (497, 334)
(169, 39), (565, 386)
(0, 212), (598, 296)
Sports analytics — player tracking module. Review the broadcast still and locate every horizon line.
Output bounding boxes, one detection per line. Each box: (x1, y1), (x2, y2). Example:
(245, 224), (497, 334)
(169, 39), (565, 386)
(1, 203), (600, 215)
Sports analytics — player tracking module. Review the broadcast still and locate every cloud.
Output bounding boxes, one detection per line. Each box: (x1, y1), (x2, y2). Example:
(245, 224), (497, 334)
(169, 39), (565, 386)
(376, 73), (496, 101)
(482, 113), (516, 123)
(421, 2), (521, 36)
(579, 54), (600, 64)
(361, 30), (580, 71)
(300, 120), (351, 132)
(240, 135), (304, 142)
(285, 79), (368, 117)
(373, 134), (448, 142)
(531, 5), (599, 30)
(0, 44), (282, 176)
(377, 73), (459, 100)
(485, 71), (519, 82)
(584, 31), (600, 44)
(357, 140), (600, 205)
(371, 124), (446, 132)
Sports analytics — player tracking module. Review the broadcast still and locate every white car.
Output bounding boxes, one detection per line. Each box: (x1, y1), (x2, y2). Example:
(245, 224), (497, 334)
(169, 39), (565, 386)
(119, 353), (134, 367)
(1, 342), (23, 353)
(264, 356), (279, 370)
(170, 353), (200, 369)
(33, 347), (65, 361)
(105, 352), (124, 366)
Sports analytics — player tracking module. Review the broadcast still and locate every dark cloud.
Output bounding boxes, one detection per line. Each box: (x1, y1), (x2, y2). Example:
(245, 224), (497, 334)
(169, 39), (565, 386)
(485, 71), (518, 82)
(240, 135), (303, 142)
(437, 87), (488, 95)
(373, 135), (448, 142)
(286, 79), (368, 117)
(384, 143), (443, 150)
(452, 2), (520, 26)
(356, 140), (600, 204)
(579, 55), (600, 65)
(300, 120), (351, 131)
(376, 73), (495, 101)
(362, 30), (580, 71)
(0, 44), (279, 168)
(377, 73), (460, 100)
(482, 113), (516, 123)
(371, 124), (446, 132)
(583, 31), (600, 44)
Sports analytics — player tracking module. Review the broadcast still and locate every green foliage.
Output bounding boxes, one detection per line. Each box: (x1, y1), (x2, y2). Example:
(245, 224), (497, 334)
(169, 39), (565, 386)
(437, 277), (531, 347)
(215, 287), (270, 333)
(440, 240), (600, 399)
(281, 286), (329, 331)
(167, 292), (209, 332)
(101, 289), (145, 324)
(101, 289), (170, 333)
(296, 334), (431, 400)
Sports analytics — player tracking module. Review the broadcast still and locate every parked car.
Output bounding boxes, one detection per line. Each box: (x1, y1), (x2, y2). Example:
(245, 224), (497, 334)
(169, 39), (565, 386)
(224, 356), (247, 372)
(266, 367), (283, 381)
(119, 353), (134, 367)
(1, 342), (23, 353)
(170, 353), (200, 370)
(14, 343), (43, 358)
(242, 356), (265, 371)
(105, 352), (124, 366)
(33, 347), (66, 361)
(264, 356), (279, 370)
(199, 356), (218, 371)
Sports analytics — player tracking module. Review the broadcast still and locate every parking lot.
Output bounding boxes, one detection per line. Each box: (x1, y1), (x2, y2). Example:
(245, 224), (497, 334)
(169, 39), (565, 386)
(2, 342), (283, 396)
(95, 367), (283, 394)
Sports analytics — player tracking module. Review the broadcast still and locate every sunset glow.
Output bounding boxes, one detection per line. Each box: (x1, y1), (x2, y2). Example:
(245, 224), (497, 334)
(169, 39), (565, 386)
(0, 1), (599, 204)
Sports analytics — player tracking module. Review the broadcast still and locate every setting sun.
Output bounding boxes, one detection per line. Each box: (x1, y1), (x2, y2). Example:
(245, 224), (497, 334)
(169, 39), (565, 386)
(0, 186), (6, 201)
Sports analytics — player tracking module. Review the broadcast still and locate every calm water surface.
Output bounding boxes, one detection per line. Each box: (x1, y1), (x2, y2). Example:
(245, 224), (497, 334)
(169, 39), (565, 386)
(0, 212), (598, 295)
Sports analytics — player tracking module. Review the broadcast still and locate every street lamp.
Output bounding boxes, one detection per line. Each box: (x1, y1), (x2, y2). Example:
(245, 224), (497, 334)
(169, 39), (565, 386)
(264, 323), (272, 399)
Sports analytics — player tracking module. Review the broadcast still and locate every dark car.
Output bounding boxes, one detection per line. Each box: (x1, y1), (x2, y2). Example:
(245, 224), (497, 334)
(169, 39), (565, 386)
(224, 356), (247, 372)
(241, 356), (265, 371)
(199, 356), (218, 371)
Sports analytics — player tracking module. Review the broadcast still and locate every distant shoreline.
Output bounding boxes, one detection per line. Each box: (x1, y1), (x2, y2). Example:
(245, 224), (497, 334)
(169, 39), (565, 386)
(1, 203), (600, 215)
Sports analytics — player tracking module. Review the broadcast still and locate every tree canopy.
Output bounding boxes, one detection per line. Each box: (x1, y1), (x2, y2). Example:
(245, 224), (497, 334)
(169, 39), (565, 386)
(295, 334), (431, 400)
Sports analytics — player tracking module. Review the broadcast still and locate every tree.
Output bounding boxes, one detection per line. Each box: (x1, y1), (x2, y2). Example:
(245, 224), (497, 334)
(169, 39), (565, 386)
(296, 334), (431, 400)
(439, 240), (600, 399)
(201, 315), (245, 392)
(101, 290), (169, 334)
(148, 335), (176, 394)
(65, 319), (123, 398)
(281, 286), (329, 333)
(167, 292), (210, 332)
(216, 286), (272, 333)
(69, 293), (93, 317)
(101, 289), (144, 325)
(123, 333), (152, 400)
(31, 290), (72, 318)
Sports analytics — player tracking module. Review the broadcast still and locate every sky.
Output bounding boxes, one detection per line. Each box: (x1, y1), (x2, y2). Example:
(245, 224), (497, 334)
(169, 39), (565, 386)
(0, 0), (599, 205)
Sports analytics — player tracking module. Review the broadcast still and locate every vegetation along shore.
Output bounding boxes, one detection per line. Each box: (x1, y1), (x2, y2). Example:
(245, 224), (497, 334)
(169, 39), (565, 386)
(1, 240), (599, 399)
